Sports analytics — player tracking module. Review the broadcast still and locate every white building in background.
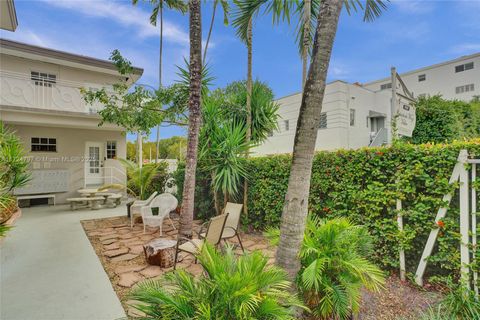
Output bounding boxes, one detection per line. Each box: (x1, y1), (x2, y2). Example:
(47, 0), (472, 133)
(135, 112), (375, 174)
(253, 52), (480, 156)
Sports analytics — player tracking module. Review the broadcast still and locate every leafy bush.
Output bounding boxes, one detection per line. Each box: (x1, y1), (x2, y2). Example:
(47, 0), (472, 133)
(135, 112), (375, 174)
(409, 96), (480, 144)
(129, 244), (305, 319)
(266, 217), (385, 319)
(120, 159), (169, 200)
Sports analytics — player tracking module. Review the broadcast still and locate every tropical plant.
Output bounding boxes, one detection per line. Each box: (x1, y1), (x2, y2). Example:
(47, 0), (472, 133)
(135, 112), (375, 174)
(0, 122), (31, 235)
(420, 282), (480, 320)
(265, 217), (385, 319)
(118, 158), (162, 200)
(276, 0), (387, 280)
(133, 0), (188, 162)
(129, 244), (306, 319)
(178, 0), (203, 240)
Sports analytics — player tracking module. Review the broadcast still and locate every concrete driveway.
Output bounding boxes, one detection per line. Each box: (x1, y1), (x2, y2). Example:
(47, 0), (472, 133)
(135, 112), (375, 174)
(1, 205), (127, 320)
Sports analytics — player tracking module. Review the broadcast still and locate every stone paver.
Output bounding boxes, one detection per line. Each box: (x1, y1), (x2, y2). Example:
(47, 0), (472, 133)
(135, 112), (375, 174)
(111, 253), (139, 263)
(242, 240), (256, 248)
(140, 265), (163, 278)
(186, 264), (203, 276)
(101, 238), (117, 245)
(118, 233), (136, 240)
(118, 272), (143, 288)
(104, 243), (120, 250)
(104, 247), (129, 258)
(129, 245), (145, 255)
(114, 264), (147, 275)
(99, 234), (118, 242)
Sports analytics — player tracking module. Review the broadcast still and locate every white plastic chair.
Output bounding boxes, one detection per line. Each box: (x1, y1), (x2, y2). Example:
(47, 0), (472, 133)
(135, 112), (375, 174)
(130, 191), (158, 228)
(141, 193), (178, 236)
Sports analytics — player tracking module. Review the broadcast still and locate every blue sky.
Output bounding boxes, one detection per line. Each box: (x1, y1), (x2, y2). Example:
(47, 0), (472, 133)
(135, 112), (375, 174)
(1, 0), (479, 141)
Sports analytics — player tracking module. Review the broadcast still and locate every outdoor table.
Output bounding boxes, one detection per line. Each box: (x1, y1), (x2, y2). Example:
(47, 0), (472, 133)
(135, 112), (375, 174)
(77, 188), (100, 197)
(143, 239), (177, 268)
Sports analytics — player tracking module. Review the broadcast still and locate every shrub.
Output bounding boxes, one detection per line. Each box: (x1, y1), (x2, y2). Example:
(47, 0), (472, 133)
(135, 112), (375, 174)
(409, 96), (480, 144)
(129, 244), (305, 319)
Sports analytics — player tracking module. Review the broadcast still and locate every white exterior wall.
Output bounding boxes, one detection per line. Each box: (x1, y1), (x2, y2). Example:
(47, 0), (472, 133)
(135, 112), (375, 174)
(363, 53), (480, 101)
(253, 81), (391, 155)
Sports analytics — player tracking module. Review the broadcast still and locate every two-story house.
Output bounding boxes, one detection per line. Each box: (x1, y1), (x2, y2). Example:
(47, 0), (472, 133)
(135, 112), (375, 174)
(0, 39), (143, 204)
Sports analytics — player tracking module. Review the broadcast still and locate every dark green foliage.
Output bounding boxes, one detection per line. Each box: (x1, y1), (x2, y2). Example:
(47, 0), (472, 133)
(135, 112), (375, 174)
(410, 96), (480, 144)
(129, 244), (305, 319)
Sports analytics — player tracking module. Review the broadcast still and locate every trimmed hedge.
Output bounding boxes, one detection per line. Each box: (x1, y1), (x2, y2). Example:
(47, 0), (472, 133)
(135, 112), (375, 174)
(174, 140), (480, 279)
(247, 140), (480, 278)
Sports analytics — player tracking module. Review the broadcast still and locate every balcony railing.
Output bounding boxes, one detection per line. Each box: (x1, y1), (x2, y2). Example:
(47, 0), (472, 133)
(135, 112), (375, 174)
(0, 71), (106, 114)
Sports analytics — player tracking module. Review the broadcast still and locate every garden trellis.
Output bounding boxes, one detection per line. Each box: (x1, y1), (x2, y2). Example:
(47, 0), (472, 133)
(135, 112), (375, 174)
(403, 149), (479, 292)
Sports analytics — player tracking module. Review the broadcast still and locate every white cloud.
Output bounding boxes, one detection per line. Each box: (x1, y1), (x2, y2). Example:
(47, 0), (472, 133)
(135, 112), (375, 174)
(449, 43), (480, 55)
(41, 0), (189, 45)
(393, 0), (435, 14)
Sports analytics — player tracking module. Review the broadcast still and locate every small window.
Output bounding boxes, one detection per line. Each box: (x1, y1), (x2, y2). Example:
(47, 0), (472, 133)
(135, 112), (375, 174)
(31, 137), (56, 152)
(456, 84), (475, 94)
(350, 109), (356, 126)
(284, 120), (289, 131)
(380, 83), (392, 90)
(418, 74), (426, 82)
(319, 112), (327, 129)
(31, 71), (56, 87)
(455, 62), (474, 73)
(106, 141), (117, 159)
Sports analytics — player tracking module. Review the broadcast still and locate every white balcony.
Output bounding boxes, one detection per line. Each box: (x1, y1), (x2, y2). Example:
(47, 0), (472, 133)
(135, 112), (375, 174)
(0, 71), (106, 114)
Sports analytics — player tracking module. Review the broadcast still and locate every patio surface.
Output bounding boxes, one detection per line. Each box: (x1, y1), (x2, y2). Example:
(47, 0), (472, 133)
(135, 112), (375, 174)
(0, 204), (127, 320)
(81, 215), (275, 316)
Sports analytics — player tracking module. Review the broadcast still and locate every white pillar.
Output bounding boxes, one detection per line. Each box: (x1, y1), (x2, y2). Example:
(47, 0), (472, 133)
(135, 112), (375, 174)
(137, 132), (143, 169)
(397, 198), (406, 281)
(459, 150), (470, 288)
(472, 163), (478, 295)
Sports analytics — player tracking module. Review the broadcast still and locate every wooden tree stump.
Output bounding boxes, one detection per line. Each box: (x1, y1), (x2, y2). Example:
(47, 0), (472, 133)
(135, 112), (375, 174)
(143, 239), (177, 268)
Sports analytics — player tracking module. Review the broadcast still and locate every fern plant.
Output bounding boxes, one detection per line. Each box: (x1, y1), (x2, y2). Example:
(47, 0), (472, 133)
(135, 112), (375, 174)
(129, 244), (306, 319)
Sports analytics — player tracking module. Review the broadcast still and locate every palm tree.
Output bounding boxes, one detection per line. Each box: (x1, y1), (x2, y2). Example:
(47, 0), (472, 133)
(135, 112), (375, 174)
(133, 0), (188, 163)
(178, 0), (203, 240)
(129, 244), (305, 319)
(232, 0), (293, 222)
(275, 0), (387, 280)
(203, 0), (229, 64)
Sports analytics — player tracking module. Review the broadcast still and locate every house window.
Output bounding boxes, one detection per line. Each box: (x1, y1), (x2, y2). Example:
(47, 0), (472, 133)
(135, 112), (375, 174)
(418, 74), (426, 82)
(380, 83), (392, 90)
(284, 120), (289, 131)
(31, 71), (56, 87)
(319, 112), (327, 129)
(350, 109), (356, 126)
(455, 62), (474, 73)
(456, 84), (475, 94)
(31, 137), (57, 152)
(106, 141), (117, 159)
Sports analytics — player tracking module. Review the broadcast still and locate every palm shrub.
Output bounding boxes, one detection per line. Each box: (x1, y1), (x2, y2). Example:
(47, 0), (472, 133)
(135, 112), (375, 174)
(118, 158), (167, 200)
(265, 216), (385, 319)
(129, 244), (305, 319)
(0, 122), (31, 236)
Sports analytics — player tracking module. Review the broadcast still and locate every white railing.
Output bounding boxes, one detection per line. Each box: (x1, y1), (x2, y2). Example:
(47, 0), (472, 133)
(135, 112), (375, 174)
(0, 70), (105, 113)
(369, 127), (388, 147)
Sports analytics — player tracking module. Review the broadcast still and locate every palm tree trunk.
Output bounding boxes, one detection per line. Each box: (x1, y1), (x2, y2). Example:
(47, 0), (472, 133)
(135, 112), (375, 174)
(243, 18), (252, 222)
(275, 0), (343, 280)
(203, 0), (217, 65)
(156, 1), (164, 164)
(178, 0), (202, 240)
(302, 0), (311, 88)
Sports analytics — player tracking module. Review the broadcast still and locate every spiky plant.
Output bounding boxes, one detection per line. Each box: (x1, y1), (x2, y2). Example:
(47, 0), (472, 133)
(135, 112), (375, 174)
(129, 244), (306, 319)
(299, 216), (385, 319)
(118, 158), (161, 200)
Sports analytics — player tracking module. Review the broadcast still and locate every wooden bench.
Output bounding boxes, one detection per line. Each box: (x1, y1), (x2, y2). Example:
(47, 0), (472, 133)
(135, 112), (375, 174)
(66, 197), (104, 211)
(16, 194), (55, 207)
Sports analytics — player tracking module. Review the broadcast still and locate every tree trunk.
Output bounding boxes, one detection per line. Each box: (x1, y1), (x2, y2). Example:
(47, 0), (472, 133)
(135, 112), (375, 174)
(156, 2), (164, 163)
(275, 0), (343, 280)
(212, 172), (221, 215)
(178, 0), (202, 240)
(137, 132), (143, 169)
(302, 0), (311, 88)
(203, 0), (217, 65)
(243, 19), (253, 221)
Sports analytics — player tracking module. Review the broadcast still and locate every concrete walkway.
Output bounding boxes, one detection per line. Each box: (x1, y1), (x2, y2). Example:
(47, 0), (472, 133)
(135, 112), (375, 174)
(1, 205), (127, 320)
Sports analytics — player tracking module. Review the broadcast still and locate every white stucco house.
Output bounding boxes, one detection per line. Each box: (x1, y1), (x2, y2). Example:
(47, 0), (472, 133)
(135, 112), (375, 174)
(0, 39), (143, 204)
(254, 52), (480, 156)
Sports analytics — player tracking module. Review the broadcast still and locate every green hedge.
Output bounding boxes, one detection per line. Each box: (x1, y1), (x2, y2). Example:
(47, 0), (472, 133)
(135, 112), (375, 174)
(246, 140), (480, 277)
(174, 140), (480, 278)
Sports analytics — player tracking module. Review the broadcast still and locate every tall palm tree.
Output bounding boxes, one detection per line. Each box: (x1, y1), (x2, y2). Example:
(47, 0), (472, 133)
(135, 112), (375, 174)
(133, 0), (188, 163)
(275, 0), (387, 279)
(203, 0), (229, 64)
(233, 0), (293, 221)
(178, 0), (202, 240)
